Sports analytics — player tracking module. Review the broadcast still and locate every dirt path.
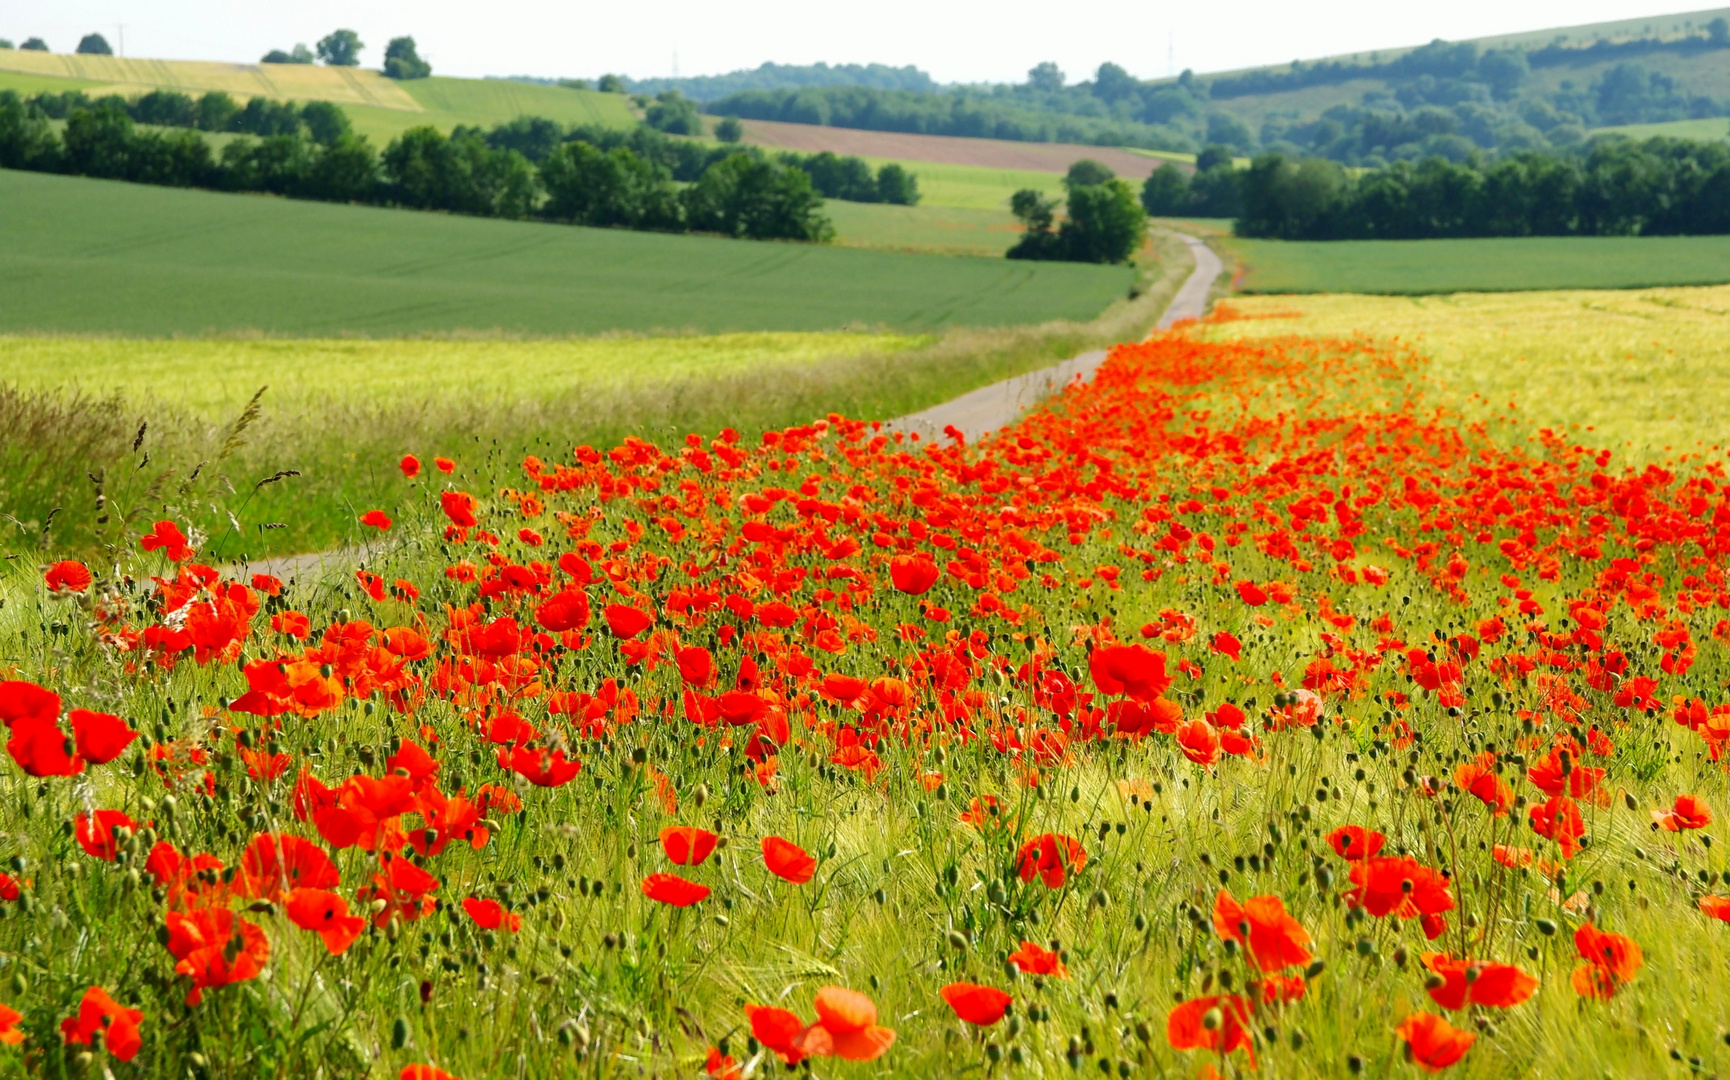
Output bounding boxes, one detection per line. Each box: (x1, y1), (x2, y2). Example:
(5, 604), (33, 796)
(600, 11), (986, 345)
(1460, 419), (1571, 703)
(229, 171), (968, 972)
(243, 235), (1223, 583)
(890, 233), (1221, 442)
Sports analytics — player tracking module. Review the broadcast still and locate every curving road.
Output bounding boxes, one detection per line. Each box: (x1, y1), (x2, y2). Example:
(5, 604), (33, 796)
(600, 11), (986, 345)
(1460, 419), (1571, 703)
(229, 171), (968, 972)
(890, 232), (1223, 443)
(242, 233), (1224, 582)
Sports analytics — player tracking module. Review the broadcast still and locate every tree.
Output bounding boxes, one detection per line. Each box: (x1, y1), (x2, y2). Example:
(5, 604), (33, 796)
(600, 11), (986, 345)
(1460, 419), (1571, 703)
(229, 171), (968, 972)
(303, 136), (379, 203)
(196, 92), (239, 132)
(61, 102), (136, 179)
(1708, 17), (1729, 45)
(875, 163), (919, 205)
(383, 37), (432, 80)
(1195, 145), (1234, 173)
(682, 154), (833, 241)
(1236, 153), (1346, 239)
(21, 38), (48, 52)
(0, 40), (13, 50)
(264, 43), (314, 64)
(316, 30), (363, 67)
(132, 90), (197, 128)
(1065, 159), (1116, 188)
(1205, 113), (1254, 153)
(1477, 48), (1529, 101)
(1140, 162), (1190, 215)
(300, 101), (352, 146)
(714, 116), (744, 143)
(644, 91), (701, 135)
(1027, 62), (1065, 92)
(0, 91), (59, 170)
(76, 34), (112, 56)
(1092, 63), (1141, 103)
(541, 141), (682, 229)
(597, 74), (627, 93)
(1059, 178), (1147, 263)
(1006, 188), (1064, 260)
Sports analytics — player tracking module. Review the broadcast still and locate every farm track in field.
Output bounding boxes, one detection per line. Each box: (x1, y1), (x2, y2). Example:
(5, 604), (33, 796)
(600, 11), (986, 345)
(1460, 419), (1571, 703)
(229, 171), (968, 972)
(242, 235), (1221, 583)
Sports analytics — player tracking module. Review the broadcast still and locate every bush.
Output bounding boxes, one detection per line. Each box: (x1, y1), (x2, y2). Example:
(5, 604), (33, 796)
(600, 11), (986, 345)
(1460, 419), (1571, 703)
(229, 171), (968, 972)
(714, 116), (744, 143)
(0, 91), (58, 170)
(1140, 162), (1189, 215)
(1009, 178), (1146, 264)
(300, 101), (352, 147)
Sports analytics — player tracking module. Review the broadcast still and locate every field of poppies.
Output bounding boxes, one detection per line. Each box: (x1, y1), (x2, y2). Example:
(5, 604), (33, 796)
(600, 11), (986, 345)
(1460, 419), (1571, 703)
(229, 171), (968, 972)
(3, 308), (1729, 1080)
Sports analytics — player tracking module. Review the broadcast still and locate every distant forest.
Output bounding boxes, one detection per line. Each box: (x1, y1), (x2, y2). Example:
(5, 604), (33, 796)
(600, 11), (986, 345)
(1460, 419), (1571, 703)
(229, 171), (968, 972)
(558, 23), (1730, 163)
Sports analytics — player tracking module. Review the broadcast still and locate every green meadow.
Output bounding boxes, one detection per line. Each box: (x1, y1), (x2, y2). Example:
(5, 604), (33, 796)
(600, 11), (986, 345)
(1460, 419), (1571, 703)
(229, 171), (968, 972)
(1225, 233), (1730, 294)
(0, 170), (1132, 337)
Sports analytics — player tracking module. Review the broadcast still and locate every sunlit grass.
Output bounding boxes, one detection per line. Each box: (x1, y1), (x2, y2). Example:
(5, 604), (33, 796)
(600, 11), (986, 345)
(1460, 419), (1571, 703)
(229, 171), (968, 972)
(1200, 286), (1730, 461)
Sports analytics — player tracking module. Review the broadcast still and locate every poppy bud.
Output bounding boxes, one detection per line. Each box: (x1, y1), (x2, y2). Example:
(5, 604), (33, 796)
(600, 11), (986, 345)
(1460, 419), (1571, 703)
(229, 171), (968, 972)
(1134, 1020), (1151, 1043)
(1201, 1007), (1223, 1031)
(986, 1043), (1003, 1063)
(391, 1017), (409, 1049)
(947, 930), (969, 950)
(1535, 918), (1557, 936)
(693, 784), (710, 807)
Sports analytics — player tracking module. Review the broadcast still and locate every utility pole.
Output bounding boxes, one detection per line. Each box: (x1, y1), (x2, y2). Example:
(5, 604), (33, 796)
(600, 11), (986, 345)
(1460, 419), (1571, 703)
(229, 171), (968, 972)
(118, 24), (126, 57)
(672, 51), (679, 78)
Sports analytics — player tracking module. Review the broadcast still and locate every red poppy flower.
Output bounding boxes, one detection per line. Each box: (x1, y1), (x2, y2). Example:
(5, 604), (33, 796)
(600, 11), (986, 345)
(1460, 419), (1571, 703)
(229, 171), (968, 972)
(285, 887), (366, 955)
(534, 589), (591, 633)
(65, 709), (137, 766)
(603, 604), (653, 639)
(250, 573), (283, 595)
(434, 456), (455, 474)
(5, 715), (80, 776)
(1016, 833), (1086, 888)
(641, 873), (709, 906)
(462, 896), (523, 932)
(1699, 896), (1730, 922)
(1571, 923), (1642, 999)
(1326, 825), (1384, 861)
(360, 510), (392, 530)
(745, 1004), (811, 1065)
(1088, 644), (1172, 701)
(0, 1003), (19, 1046)
(889, 555), (940, 595)
(808, 986), (896, 1062)
(676, 646), (715, 687)
(1007, 940), (1068, 977)
(44, 560), (92, 593)
(140, 519), (195, 561)
(236, 833), (340, 901)
(1396, 1011), (1475, 1072)
(501, 744), (582, 787)
(1166, 995), (1254, 1065)
(440, 491), (478, 528)
(1453, 752), (1512, 816)
(1234, 581), (1268, 606)
(1653, 793), (1712, 831)
(1210, 631), (1242, 661)
(1346, 856), (1455, 922)
(399, 455), (422, 478)
(762, 836), (818, 884)
(0, 680), (60, 726)
(1528, 795), (1585, 859)
(1420, 953), (1538, 1010)
(165, 904), (270, 1005)
(402, 1067), (461, 1080)
(1176, 719), (1220, 767)
(1212, 889), (1313, 972)
(941, 982), (1012, 1026)
(659, 826), (719, 866)
(705, 1047), (743, 1080)
(60, 986), (143, 1061)
(75, 810), (136, 860)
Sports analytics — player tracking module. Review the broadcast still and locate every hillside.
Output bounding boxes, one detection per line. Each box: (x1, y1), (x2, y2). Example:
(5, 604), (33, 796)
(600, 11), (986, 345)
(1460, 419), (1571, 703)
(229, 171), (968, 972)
(0, 170), (1133, 336)
(0, 48), (634, 146)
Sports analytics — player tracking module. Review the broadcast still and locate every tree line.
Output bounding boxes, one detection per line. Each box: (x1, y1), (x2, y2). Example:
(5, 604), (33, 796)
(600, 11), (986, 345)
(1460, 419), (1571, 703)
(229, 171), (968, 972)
(0, 91), (834, 242)
(1227, 138), (1730, 240)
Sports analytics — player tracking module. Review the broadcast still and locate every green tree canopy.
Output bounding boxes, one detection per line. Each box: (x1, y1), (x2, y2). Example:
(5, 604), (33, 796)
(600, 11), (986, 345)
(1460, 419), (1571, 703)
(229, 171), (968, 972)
(20, 38), (48, 51)
(300, 101), (353, 146)
(1064, 159), (1115, 188)
(597, 74), (626, 93)
(383, 37), (432, 80)
(316, 30), (363, 67)
(714, 116), (744, 143)
(1027, 62), (1065, 92)
(1140, 162), (1189, 215)
(1059, 178), (1147, 263)
(644, 91), (701, 135)
(76, 34), (112, 56)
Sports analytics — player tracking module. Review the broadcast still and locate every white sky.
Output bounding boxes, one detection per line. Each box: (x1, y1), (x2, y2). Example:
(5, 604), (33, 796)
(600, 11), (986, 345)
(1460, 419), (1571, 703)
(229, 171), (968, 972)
(5, 1), (1715, 84)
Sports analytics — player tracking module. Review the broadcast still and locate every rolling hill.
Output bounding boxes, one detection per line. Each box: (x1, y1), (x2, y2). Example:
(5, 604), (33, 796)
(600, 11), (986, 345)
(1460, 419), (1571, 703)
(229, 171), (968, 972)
(0, 48), (634, 146)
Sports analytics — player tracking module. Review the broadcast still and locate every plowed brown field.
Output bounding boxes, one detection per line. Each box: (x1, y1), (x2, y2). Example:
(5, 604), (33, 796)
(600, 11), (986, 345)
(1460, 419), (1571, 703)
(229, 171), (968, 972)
(739, 118), (1177, 177)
